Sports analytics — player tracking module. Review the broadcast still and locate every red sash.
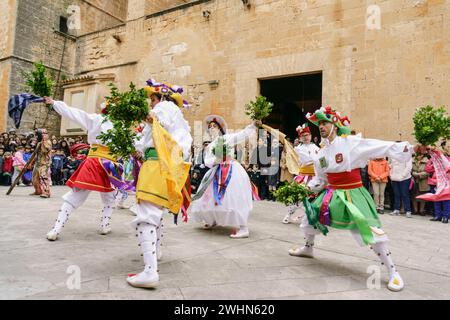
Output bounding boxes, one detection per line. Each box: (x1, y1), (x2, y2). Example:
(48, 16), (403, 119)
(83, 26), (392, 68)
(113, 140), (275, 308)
(327, 169), (363, 190)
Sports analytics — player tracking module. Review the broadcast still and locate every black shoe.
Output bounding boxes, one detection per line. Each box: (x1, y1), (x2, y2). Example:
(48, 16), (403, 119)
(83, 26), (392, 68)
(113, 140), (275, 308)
(430, 217), (442, 221)
(379, 209), (384, 214)
(442, 218), (449, 224)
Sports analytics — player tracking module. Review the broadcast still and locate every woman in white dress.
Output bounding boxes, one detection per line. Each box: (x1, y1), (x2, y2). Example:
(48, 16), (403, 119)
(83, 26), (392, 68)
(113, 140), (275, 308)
(190, 115), (261, 238)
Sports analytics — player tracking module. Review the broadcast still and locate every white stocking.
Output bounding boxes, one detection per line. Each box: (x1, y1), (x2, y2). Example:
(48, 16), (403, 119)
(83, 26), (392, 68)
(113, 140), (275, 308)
(137, 223), (158, 274)
(371, 242), (397, 277)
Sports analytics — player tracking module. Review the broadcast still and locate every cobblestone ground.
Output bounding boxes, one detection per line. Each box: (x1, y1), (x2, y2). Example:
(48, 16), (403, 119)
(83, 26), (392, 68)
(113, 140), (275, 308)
(1, 186), (449, 300)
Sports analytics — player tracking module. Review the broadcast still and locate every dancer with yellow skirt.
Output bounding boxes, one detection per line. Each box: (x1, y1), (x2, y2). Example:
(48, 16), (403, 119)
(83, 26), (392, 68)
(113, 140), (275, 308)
(126, 79), (192, 289)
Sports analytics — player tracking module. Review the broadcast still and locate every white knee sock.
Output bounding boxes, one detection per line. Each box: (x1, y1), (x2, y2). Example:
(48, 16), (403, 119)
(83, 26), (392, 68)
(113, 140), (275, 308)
(100, 203), (114, 229)
(137, 223), (158, 274)
(303, 234), (315, 248)
(51, 202), (74, 234)
(371, 242), (397, 277)
(156, 218), (163, 256)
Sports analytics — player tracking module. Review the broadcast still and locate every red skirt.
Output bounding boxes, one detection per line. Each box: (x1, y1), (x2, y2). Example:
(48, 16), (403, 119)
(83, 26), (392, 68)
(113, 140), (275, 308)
(66, 157), (114, 192)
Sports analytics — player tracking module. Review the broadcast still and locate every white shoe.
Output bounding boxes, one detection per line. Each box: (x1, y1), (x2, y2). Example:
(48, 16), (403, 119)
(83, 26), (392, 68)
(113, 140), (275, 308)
(46, 230), (58, 241)
(389, 210), (400, 216)
(99, 226), (112, 235)
(230, 229), (249, 239)
(288, 246), (314, 258)
(117, 204), (130, 209)
(406, 212), (412, 218)
(282, 214), (291, 224)
(387, 272), (404, 292)
(126, 271), (159, 289)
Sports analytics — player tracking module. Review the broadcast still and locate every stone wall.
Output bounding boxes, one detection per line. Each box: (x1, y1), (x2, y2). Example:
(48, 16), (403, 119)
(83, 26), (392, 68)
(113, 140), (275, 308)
(0, 0), (18, 133)
(0, 0), (129, 135)
(74, 0), (450, 143)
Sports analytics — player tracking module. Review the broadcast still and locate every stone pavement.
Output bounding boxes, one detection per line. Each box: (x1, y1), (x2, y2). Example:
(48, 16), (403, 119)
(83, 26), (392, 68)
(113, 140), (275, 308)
(1, 186), (449, 300)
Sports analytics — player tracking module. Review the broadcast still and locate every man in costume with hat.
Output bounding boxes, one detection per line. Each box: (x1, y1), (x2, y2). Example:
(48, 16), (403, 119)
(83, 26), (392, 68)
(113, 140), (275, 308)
(126, 79), (192, 288)
(190, 115), (261, 239)
(290, 106), (415, 292)
(42, 98), (118, 241)
(282, 123), (320, 224)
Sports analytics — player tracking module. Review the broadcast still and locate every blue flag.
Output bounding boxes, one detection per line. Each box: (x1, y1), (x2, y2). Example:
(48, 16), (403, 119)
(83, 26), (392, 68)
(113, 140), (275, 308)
(8, 93), (45, 129)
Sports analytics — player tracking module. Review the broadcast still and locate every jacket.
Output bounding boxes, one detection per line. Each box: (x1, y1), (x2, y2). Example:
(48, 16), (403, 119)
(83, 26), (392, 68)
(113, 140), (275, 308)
(368, 159), (390, 183)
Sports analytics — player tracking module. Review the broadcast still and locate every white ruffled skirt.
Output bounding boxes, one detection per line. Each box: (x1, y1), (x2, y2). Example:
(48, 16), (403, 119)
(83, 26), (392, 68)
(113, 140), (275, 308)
(190, 161), (253, 227)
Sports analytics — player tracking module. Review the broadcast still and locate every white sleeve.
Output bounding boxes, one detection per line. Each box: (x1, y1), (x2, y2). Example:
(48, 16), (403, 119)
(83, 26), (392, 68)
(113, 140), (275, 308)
(224, 124), (256, 147)
(134, 124), (153, 153)
(152, 103), (175, 129)
(307, 160), (328, 193)
(52, 101), (100, 131)
(348, 136), (413, 167)
(204, 146), (217, 168)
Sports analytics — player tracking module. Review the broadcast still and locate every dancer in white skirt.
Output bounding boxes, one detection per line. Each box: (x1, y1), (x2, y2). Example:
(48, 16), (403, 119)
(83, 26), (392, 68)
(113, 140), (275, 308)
(190, 115), (261, 238)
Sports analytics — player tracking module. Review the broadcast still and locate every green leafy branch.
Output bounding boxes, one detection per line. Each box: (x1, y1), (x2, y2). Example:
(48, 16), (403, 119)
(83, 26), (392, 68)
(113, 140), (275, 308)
(272, 182), (312, 206)
(244, 96), (273, 121)
(23, 61), (55, 97)
(211, 137), (232, 160)
(413, 105), (450, 146)
(97, 83), (149, 158)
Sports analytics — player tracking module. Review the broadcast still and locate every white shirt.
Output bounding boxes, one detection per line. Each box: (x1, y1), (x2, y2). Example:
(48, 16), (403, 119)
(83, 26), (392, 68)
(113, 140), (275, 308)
(135, 101), (192, 160)
(295, 143), (320, 166)
(52, 101), (113, 145)
(300, 135), (414, 193)
(389, 158), (413, 181)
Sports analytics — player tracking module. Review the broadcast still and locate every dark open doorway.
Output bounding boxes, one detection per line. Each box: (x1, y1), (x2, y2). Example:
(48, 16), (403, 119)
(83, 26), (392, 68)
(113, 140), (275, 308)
(259, 72), (322, 142)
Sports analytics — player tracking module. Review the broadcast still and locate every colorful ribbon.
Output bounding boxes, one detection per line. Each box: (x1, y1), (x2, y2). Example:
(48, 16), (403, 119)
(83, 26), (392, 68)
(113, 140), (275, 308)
(213, 161), (233, 206)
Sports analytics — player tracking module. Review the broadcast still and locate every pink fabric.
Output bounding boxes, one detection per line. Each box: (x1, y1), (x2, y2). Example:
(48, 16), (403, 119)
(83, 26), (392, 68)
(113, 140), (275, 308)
(418, 152), (450, 202)
(12, 151), (26, 168)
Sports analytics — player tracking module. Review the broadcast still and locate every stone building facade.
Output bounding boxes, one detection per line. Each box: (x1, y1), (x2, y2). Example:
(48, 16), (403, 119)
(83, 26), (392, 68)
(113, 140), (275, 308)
(1, 0), (449, 144)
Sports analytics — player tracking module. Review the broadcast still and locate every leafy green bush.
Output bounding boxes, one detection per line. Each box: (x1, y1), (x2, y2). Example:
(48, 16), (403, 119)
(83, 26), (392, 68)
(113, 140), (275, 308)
(413, 106), (450, 146)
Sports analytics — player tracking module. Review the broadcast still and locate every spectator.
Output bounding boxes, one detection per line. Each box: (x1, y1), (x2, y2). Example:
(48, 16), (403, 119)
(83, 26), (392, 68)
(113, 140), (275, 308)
(0, 147), (4, 182)
(1, 152), (14, 186)
(247, 165), (261, 197)
(22, 145), (33, 185)
(294, 138), (300, 147)
(411, 153), (429, 216)
(193, 141), (211, 179)
(368, 158), (390, 214)
(190, 170), (201, 194)
(389, 158), (413, 217)
(60, 140), (70, 157)
(51, 149), (66, 185)
(426, 150), (450, 224)
(12, 145), (26, 186)
(51, 138), (59, 150)
(62, 155), (81, 183)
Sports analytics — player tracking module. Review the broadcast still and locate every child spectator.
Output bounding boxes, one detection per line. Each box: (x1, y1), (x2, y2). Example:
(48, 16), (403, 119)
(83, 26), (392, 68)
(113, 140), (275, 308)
(368, 158), (390, 214)
(22, 146), (33, 185)
(12, 145), (26, 186)
(1, 152), (14, 186)
(62, 155), (80, 183)
(51, 149), (66, 185)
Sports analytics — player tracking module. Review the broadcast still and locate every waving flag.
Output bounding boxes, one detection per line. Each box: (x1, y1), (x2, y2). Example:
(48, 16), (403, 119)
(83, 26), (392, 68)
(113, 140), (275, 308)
(8, 93), (45, 129)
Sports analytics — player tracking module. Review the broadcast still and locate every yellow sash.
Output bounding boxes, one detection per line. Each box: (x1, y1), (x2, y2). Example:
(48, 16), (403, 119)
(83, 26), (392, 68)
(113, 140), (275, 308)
(299, 164), (315, 176)
(136, 120), (190, 213)
(88, 144), (117, 162)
